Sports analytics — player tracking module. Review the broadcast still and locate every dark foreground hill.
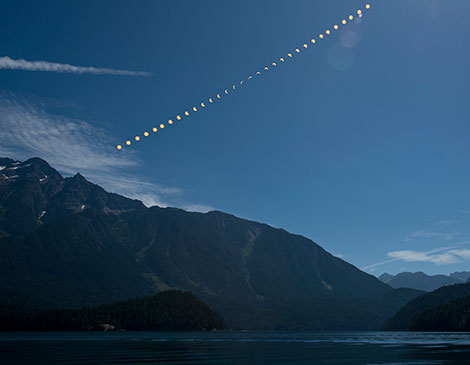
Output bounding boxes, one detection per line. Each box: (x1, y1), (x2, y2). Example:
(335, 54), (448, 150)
(0, 157), (422, 330)
(410, 295), (470, 332)
(410, 296), (470, 332)
(0, 290), (225, 331)
(382, 283), (470, 331)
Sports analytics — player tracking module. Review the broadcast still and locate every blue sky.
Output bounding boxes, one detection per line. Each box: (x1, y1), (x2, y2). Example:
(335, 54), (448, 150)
(1, 0), (470, 276)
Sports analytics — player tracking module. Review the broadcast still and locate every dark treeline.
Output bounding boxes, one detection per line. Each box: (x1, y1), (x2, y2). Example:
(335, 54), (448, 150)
(410, 295), (470, 332)
(0, 290), (225, 331)
(382, 283), (470, 331)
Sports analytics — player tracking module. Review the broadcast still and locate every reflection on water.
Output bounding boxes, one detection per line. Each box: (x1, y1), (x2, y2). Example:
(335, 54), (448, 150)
(1, 332), (470, 364)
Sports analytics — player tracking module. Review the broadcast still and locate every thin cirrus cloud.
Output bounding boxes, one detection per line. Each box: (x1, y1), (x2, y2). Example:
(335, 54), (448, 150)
(404, 230), (459, 242)
(0, 56), (151, 76)
(387, 248), (460, 265)
(362, 245), (470, 270)
(0, 94), (213, 212)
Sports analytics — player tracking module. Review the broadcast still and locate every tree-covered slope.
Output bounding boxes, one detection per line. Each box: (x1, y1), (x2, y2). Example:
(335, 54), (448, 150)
(382, 283), (470, 331)
(0, 208), (155, 308)
(410, 296), (470, 332)
(0, 291), (225, 331)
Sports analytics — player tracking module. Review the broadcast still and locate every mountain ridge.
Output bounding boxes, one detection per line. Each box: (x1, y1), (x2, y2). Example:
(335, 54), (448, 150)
(378, 271), (467, 292)
(0, 156), (422, 330)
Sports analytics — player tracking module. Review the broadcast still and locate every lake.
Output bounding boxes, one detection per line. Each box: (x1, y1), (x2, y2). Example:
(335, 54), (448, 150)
(1, 331), (470, 364)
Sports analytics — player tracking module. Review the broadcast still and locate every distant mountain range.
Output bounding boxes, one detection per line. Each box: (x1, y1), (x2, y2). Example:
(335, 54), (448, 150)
(0, 156), (422, 330)
(378, 271), (470, 292)
(450, 271), (470, 282)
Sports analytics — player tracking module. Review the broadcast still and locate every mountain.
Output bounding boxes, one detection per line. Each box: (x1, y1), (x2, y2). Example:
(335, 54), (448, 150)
(450, 271), (470, 282)
(378, 272), (464, 292)
(0, 290), (225, 331)
(382, 283), (470, 331)
(409, 295), (470, 332)
(378, 273), (394, 284)
(0, 156), (422, 330)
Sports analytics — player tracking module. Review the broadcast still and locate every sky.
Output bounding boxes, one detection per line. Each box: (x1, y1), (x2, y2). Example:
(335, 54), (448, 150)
(1, 0), (470, 276)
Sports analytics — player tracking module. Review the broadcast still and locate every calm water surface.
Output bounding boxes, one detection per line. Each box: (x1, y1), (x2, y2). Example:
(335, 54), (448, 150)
(1, 331), (470, 364)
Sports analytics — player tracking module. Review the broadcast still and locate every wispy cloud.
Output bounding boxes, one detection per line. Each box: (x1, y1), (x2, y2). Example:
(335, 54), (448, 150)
(0, 56), (151, 76)
(86, 173), (182, 208)
(437, 220), (459, 227)
(181, 204), (216, 213)
(0, 96), (135, 174)
(404, 230), (459, 242)
(449, 249), (470, 260)
(362, 258), (402, 271)
(387, 248), (460, 265)
(362, 245), (470, 271)
(0, 94), (212, 211)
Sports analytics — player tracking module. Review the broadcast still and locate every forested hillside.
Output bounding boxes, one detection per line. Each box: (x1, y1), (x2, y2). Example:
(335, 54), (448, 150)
(382, 283), (470, 331)
(0, 291), (225, 331)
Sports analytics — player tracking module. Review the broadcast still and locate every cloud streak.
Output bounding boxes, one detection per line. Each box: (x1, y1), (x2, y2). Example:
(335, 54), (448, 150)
(0, 96), (135, 175)
(0, 56), (151, 76)
(404, 230), (459, 242)
(387, 248), (460, 265)
(361, 258), (401, 271)
(0, 94), (212, 211)
(362, 245), (470, 270)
